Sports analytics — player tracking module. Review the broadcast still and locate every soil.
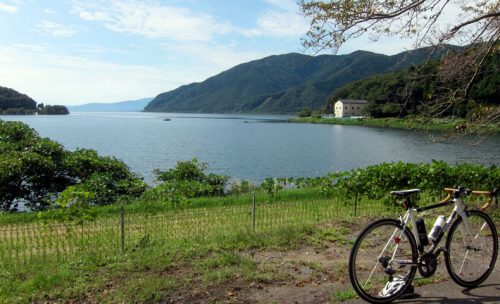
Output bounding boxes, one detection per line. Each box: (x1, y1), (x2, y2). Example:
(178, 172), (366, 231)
(60, 216), (459, 304)
(163, 218), (373, 304)
(161, 216), (461, 304)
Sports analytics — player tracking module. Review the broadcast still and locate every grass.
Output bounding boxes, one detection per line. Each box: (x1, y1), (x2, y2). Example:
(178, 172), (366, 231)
(413, 274), (447, 287)
(0, 189), (461, 252)
(0, 188), (393, 303)
(331, 289), (357, 302)
(0, 224), (313, 303)
(1, 188), (495, 303)
(0, 188), (332, 225)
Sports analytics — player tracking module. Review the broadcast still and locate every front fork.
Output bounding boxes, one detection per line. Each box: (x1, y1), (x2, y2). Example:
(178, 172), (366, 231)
(454, 198), (477, 248)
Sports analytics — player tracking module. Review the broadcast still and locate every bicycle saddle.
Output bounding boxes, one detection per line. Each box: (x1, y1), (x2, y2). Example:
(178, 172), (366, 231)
(390, 189), (421, 198)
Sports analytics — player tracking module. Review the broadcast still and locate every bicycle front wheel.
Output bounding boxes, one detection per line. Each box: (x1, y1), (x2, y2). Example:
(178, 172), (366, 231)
(349, 219), (418, 303)
(445, 210), (498, 288)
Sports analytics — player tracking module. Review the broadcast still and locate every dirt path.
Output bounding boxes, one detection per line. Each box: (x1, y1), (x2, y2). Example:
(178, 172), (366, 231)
(238, 246), (499, 303)
(234, 221), (500, 304)
(164, 217), (498, 303)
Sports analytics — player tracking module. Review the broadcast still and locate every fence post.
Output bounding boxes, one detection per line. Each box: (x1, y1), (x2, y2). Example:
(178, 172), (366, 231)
(252, 192), (256, 232)
(354, 192), (358, 217)
(120, 202), (125, 252)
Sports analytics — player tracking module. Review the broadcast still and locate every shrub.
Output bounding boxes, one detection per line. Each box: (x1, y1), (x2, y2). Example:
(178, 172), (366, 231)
(0, 120), (146, 211)
(298, 108), (312, 117)
(323, 161), (499, 200)
(150, 159), (229, 204)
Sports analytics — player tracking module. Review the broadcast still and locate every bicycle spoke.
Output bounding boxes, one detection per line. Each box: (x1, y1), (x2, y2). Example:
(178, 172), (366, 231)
(445, 211), (498, 287)
(459, 222), (487, 274)
(350, 219), (417, 302)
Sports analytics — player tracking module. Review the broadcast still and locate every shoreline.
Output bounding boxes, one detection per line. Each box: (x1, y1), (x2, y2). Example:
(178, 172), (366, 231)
(288, 116), (499, 133)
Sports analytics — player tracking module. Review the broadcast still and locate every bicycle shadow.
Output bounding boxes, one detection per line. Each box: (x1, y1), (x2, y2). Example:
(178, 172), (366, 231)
(396, 282), (500, 303)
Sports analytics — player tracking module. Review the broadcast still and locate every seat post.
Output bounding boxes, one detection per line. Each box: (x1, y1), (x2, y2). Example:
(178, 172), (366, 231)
(403, 197), (411, 210)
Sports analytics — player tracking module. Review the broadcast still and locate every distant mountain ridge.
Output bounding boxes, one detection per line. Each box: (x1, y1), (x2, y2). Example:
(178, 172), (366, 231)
(145, 46), (459, 114)
(67, 98), (152, 112)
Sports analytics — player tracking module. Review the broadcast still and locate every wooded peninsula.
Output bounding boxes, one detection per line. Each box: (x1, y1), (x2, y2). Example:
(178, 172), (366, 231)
(0, 86), (69, 115)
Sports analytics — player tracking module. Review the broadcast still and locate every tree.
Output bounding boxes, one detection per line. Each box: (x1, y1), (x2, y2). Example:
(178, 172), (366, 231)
(154, 158), (208, 183)
(298, 107), (313, 117)
(153, 158), (228, 198)
(0, 86), (37, 114)
(299, 0), (500, 132)
(38, 105), (70, 115)
(0, 120), (146, 211)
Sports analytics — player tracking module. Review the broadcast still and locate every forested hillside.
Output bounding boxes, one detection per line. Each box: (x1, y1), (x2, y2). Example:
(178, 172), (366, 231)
(0, 86), (37, 114)
(145, 46), (458, 114)
(0, 86), (69, 115)
(330, 51), (499, 118)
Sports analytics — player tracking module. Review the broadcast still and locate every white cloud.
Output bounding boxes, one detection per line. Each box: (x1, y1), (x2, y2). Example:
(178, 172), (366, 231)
(244, 0), (309, 38)
(79, 10), (110, 21)
(162, 42), (269, 73)
(43, 8), (57, 14)
(37, 20), (77, 37)
(0, 2), (18, 13)
(0, 47), (148, 103)
(11, 43), (50, 52)
(0, 44), (256, 104)
(73, 0), (231, 42)
(263, 0), (297, 11)
(256, 11), (309, 38)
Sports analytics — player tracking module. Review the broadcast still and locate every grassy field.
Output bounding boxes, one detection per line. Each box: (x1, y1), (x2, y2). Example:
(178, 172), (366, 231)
(0, 190), (395, 303)
(0, 189), (497, 303)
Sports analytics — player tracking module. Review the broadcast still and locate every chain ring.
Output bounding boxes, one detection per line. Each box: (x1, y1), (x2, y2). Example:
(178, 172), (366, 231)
(418, 253), (438, 278)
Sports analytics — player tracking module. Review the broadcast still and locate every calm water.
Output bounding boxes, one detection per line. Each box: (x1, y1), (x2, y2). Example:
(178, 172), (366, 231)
(3, 112), (500, 183)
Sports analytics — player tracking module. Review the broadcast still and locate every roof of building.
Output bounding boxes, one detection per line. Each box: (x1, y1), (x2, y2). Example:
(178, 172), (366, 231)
(336, 99), (368, 104)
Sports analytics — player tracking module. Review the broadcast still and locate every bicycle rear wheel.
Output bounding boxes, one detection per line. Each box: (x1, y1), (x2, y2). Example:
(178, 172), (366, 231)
(445, 210), (498, 288)
(349, 219), (418, 303)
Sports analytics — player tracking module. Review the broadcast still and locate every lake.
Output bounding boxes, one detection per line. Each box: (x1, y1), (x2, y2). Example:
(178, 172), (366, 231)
(3, 112), (500, 183)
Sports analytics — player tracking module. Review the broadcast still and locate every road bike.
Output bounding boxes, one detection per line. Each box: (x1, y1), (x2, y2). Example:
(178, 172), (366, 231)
(348, 187), (498, 303)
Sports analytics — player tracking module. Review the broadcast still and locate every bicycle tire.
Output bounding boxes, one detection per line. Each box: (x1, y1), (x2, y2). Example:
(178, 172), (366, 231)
(349, 218), (418, 303)
(445, 210), (498, 288)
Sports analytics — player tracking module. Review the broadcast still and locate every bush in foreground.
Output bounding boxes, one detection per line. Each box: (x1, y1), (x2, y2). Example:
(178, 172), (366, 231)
(0, 120), (146, 211)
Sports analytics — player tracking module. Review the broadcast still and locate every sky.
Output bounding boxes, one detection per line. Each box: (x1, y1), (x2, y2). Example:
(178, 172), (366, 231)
(0, 0), (452, 105)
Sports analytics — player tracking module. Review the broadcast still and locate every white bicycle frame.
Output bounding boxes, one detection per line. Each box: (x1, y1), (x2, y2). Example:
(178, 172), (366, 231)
(362, 188), (494, 295)
(395, 194), (477, 264)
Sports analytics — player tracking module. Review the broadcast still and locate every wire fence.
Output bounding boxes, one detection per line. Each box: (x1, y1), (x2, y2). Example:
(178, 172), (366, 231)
(0, 196), (397, 271)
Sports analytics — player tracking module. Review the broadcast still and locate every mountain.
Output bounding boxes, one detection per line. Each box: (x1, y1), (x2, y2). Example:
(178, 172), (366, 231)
(145, 46), (458, 114)
(0, 86), (38, 114)
(330, 51), (499, 118)
(67, 97), (153, 112)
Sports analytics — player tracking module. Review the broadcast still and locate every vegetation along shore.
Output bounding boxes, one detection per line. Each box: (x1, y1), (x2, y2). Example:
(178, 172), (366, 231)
(288, 116), (500, 133)
(0, 86), (69, 115)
